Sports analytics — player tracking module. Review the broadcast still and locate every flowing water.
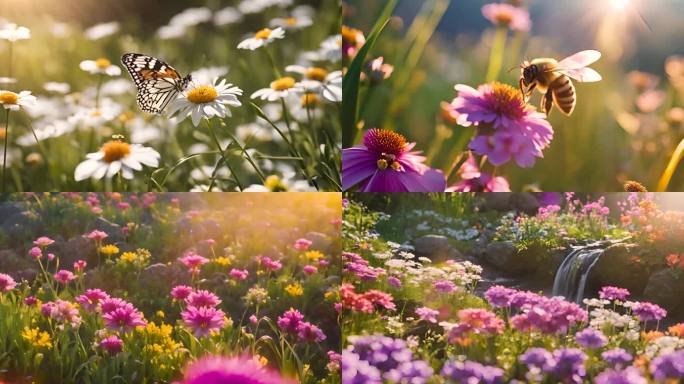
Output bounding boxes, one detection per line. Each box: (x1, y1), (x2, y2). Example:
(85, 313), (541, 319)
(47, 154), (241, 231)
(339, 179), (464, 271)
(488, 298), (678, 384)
(552, 244), (607, 303)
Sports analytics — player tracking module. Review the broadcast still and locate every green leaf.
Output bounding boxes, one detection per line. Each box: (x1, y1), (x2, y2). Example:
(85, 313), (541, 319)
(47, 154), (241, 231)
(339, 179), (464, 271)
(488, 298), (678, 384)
(342, 0), (397, 148)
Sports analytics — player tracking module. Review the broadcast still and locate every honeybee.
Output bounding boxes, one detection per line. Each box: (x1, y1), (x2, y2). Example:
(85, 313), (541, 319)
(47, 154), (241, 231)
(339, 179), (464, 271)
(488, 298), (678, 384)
(519, 50), (602, 116)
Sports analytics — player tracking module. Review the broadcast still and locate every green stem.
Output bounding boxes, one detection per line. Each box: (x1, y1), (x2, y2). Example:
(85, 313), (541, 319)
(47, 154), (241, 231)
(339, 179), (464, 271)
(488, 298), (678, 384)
(485, 26), (508, 82)
(7, 43), (13, 84)
(205, 120), (242, 191)
(280, 98), (296, 145)
(2, 109), (10, 193)
(95, 74), (104, 109)
(227, 132), (265, 182)
(265, 48), (282, 78)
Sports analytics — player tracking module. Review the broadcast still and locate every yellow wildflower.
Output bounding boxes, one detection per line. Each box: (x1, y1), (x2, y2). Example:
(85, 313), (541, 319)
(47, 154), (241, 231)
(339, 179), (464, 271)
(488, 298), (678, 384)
(213, 256), (231, 266)
(21, 327), (52, 349)
(99, 244), (119, 256)
(285, 283), (304, 297)
(303, 250), (324, 261)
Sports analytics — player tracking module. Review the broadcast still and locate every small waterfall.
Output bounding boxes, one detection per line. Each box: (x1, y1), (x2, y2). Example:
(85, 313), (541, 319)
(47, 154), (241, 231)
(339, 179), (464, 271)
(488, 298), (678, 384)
(552, 244), (606, 303)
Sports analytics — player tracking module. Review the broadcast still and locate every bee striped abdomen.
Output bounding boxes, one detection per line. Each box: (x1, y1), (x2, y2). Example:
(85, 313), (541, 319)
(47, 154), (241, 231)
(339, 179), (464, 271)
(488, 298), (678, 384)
(551, 75), (576, 116)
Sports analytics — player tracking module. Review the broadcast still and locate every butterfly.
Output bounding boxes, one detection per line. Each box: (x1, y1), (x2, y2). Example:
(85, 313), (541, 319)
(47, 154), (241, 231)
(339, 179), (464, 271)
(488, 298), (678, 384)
(121, 53), (192, 114)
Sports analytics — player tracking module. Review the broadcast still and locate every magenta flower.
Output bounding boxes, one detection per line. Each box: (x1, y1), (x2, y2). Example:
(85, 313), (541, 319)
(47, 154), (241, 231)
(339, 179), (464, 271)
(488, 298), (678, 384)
(303, 265), (318, 275)
(450, 82), (553, 167)
(99, 335), (123, 355)
(43, 300), (82, 326)
(100, 297), (128, 314)
(434, 280), (457, 294)
(73, 260), (87, 272)
(482, 3), (531, 32)
(179, 252), (209, 274)
(85, 230), (108, 242)
(177, 355), (296, 384)
(33, 236), (55, 247)
(294, 238), (312, 250)
(297, 322), (327, 343)
(257, 256), (282, 271)
(102, 303), (147, 332)
(446, 154), (511, 192)
(277, 308), (304, 334)
(415, 306), (440, 323)
(53, 270), (76, 285)
(171, 285), (194, 301)
(75, 289), (110, 311)
(0, 273), (17, 292)
(181, 305), (226, 337)
(24, 296), (38, 306)
(342, 128), (446, 192)
(632, 301), (667, 322)
(186, 290), (222, 308)
(599, 286), (630, 301)
(28, 247), (42, 260)
(229, 268), (249, 281)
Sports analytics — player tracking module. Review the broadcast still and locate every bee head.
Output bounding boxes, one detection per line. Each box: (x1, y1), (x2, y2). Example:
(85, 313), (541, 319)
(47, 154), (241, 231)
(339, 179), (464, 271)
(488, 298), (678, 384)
(522, 63), (537, 85)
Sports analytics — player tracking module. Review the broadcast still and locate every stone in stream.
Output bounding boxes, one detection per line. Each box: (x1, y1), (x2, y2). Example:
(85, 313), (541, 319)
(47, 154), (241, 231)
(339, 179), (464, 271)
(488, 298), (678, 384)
(589, 243), (649, 295)
(412, 235), (463, 262)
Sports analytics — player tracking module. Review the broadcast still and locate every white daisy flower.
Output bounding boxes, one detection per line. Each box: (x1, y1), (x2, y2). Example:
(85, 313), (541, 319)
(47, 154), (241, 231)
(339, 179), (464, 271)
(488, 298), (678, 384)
(0, 77), (17, 85)
(236, 122), (280, 142)
(156, 24), (186, 40)
(286, 65), (342, 102)
(167, 78), (243, 127)
(0, 90), (36, 111)
(68, 100), (122, 128)
(238, 0), (273, 14)
(79, 58), (121, 76)
(16, 120), (75, 146)
(214, 7), (243, 26)
(43, 82), (71, 94)
(84, 22), (119, 40)
(237, 27), (285, 51)
(270, 15), (313, 30)
(303, 35), (342, 63)
(74, 140), (160, 181)
(169, 7), (212, 27)
(243, 173), (315, 192)
(0, 23), (30, 42)
(100, 79), (133, 96)
(129, 118), (163, 144)
(288, 93), (324, 121)
(251, 76), (298, 101)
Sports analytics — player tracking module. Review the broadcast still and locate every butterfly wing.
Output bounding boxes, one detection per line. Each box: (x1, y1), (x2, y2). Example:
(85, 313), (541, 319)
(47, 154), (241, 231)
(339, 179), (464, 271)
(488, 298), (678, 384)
(555, 50), (602, 82)
(121, 53), (185, 114)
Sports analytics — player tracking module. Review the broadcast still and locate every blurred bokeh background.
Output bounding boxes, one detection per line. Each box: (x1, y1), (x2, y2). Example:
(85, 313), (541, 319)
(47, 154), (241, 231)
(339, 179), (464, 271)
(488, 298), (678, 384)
(343, 0), (684, 191)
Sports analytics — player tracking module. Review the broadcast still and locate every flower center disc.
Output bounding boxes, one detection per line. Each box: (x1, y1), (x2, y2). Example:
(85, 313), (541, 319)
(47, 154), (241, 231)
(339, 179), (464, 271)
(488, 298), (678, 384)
(101, 141), (131, 163)
(494, 11), (514, 25)
(255, 28), (272, 39)
(488, 82), (525, 119)
(265, 175), (288, 191)
(187, 86), (219, 104)
(286, 17), (298, 26)
(301, 93), (319, 107)
(95, 58), (112, 69)
(0, 91), (18, 105)
(341, 26), (359, 44)
(270, 77), (296, 91)
(305, 67), (328, 81)
(364, 128), (407, 157)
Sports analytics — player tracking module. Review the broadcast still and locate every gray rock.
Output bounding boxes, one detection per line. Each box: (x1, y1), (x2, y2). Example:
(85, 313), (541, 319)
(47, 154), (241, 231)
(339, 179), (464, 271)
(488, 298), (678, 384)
(1, 211), (41, 242)
(413, 235), (463, 262)
(589, 243), (648, 294)
(0, 249), (32, 273)
(54, 236), (95, 266)
(0, 202), (26, 226)
(483, 241), (520, 271)
(91, 217), (123, 242)
(478, 193), (540, 215)
(140, 263), (174, 291)
(643, 269), (684, 313)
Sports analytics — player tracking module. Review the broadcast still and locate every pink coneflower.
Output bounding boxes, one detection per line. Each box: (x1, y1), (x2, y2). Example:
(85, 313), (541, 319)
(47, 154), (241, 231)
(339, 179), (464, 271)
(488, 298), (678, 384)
(294, 238), (312, 250)
(177, 355), (296, 384)
(53, 270), (76, 285)
(102, 303), (147, 332)
(43, 300), (82, 326)
(33, 236), (55, 247)
(342, 128), (446, 192)
(100, 297), (128, 314)
(75, 289), (110, 311)
(171, 285), (194, 301)
(415, 306), (440, 323)
(186, 290), (222, 308)
(450, 82), (553, 168)
(28, 247), (42, 260)
(303, 265), (318, 275)
(297, 322), (326, 343)
(0, 273), (16, 292)
(181, 306), (226, 337)
(179, 252), (209, 274)
(85, 230), (108, 242)
(482, 3), (531, 32)
(257, 256), (282, 271)
(446, 154), (511, 192)
(277, 308), (304, 334)
(24, 295), (38, 306)
(73, 260), (87, 272)
(229, 268), (249, 281)
(99, 335), (123, 355)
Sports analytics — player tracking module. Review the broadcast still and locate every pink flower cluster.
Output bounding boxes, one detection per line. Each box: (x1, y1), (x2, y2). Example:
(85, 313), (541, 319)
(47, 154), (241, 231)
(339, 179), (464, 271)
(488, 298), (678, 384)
(0, 273), (16, 292)
(75, 288), (110, 311)
(447, 308), (504, 344)
(343, 252), (385, 281)
(41, 299), (82, 327)
(340, 283), (396, 313)
(101, 299), (147, 332)
(294, 238), (313, 250)
(173, 285), (226, 337)
(257, 255), (283, 271)
(179, 251), (209, 275)
(277, 308), (326, 343)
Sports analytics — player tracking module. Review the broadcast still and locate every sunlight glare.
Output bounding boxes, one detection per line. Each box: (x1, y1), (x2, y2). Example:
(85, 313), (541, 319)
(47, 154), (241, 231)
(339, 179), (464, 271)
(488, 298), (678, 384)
(610, 0), (630, 11)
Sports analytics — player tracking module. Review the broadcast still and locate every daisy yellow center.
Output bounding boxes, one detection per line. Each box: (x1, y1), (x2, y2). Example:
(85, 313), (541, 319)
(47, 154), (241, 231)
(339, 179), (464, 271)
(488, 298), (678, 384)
(305, 67), (328, 81)
(489, 82), (525, 118)
(0, 91), (18, 105)
(187, 86), (218, 104)
(255, 28), (272, 39)
(286, 17), (298, 26)
(95, 58), (112, 69)
(265, 175), (288, 191)
(270, 77), (296, 91)
(301, 93), (319, 107)
(101, 141), (131, 163)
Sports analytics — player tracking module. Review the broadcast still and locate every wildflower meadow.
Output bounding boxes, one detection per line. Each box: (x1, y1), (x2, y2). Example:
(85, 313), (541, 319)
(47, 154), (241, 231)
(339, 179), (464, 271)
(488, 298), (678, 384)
(0, 0), (340, 192)
(342, 0), (684, 192)
(342, 193), (684, 383)
(0, 192), (341, 383)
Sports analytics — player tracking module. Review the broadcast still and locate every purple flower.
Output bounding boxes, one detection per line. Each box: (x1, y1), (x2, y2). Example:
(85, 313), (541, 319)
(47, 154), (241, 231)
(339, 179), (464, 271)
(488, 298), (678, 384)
(595, 367), (647, 384)
(575, 328), (608, 349)
(99, 297), (128, 314)
(548, 348), (587, 384)
(178, 355), (296, 384)
(602, 348), (633, 368)
(599, 286), (630, 301)
(181, 306), (226, 337)
(519, 348), (554, 369)
(277, 308), (304, 334)
(171, 285), (193, 300)
(384, 360), (434, 384)
(342, 351), (382, 384)
(434, 280), (457, 294)
(450, 82), (553, 167)
(441, 360), (504, 384)
(632, 301), (667, 322)
(99, 335), (123, 355)
(415, 306), (440, 323)
(481, 3), (531, 32)
(342, 128), (446, 192)
(485, 285), (517, 308)
(75, 289), (110, 311)
(257, 255), (283, 271)
(387, 276), (402, 288)
(650, 350), (684, 381)
(102, 303), (147, 332)
(179, 252), (209, 274)
(0, 273), (17, 292)
(185, 290), (222, 308)
(346, 335), (413, 372)
(446, 154), (511, 192)
(297, 321), (326, 343)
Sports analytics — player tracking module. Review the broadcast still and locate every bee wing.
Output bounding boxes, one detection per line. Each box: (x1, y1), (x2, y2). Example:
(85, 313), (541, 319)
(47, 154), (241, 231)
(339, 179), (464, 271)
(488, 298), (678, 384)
(557, 50), (602, 69)
(557, 67), (603, 83)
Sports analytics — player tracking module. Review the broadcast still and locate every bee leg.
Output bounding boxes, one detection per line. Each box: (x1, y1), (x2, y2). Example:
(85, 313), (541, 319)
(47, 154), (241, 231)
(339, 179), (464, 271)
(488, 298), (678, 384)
(519, 78), (526, 100)
(541, 89), (553, 116)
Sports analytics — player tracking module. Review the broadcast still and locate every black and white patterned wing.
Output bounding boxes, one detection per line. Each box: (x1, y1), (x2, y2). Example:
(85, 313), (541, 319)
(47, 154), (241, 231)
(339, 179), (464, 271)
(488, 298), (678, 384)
(121, 53), (184, 114)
